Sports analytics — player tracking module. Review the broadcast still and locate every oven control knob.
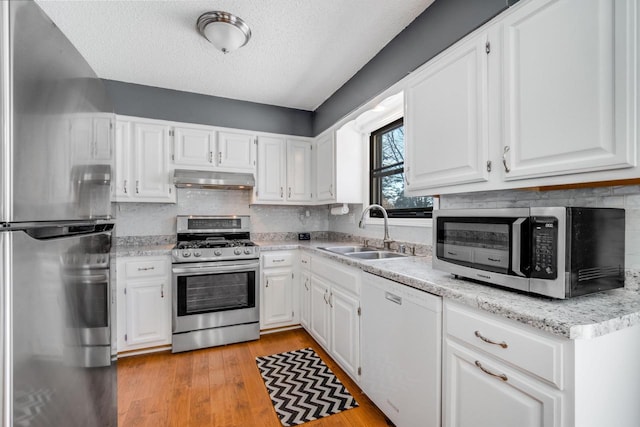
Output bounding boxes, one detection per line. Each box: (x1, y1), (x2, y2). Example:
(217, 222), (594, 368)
(244, 248), (252, 255)
(182, 251), (191, 258)
(234, 248), (242, 255)
(193, 251), (202, 257)
(214, 249), (222, 256)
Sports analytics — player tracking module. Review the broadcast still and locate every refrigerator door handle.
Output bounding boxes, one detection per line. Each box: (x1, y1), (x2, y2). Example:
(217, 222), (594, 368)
(11, 223), (114, 240)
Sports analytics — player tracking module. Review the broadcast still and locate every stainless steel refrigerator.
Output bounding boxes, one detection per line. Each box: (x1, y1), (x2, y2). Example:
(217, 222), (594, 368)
(0, 2), (117, 426)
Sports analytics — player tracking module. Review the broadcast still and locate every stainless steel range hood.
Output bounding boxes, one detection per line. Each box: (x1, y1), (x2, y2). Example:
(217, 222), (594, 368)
(173, 169), (255, 189)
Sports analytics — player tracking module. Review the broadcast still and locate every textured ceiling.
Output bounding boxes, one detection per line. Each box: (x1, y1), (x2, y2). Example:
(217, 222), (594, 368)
(35, 0), (435, 111)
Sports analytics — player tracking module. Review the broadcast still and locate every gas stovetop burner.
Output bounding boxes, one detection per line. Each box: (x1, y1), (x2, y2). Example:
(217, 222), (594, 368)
(175, 239), (256, 250)
(173, 215), (259, 262)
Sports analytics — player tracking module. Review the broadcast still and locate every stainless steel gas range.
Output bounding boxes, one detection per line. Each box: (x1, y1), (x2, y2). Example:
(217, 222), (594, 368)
(171, 215), (260, 353)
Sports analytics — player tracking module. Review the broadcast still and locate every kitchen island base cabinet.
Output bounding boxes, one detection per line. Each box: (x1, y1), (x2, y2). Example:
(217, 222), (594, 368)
(360, 272), (442, 427)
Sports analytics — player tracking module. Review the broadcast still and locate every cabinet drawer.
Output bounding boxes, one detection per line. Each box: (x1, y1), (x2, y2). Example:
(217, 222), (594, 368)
(124, 259), (168, 279)
(312, 256), (360, 295)
(300, 253), (311, 269)
(263, 252), (293, 268)
(445, 301), (567, 389)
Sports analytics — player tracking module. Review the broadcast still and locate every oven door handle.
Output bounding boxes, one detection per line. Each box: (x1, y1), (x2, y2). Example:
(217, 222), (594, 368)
(172, 263), (259, 275)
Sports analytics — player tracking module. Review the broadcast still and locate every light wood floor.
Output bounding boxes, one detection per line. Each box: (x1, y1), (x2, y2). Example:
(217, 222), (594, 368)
(118, 328), (392, 426)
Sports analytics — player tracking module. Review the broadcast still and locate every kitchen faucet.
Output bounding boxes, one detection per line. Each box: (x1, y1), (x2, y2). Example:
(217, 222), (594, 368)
(359, 204), (393, 250)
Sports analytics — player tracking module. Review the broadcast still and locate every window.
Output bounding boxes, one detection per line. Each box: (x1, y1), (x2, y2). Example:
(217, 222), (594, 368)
(369, 118), (432, 218)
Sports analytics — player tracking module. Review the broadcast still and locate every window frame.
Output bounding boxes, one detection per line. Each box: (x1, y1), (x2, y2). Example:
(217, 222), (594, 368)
(368, 118), (433, 219)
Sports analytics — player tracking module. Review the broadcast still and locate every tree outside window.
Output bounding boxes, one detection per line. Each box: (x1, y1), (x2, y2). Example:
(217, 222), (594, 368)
(369, 118), (432, 218)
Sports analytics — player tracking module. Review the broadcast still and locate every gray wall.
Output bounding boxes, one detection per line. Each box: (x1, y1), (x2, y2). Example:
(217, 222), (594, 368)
(103, 79), (315, 137)
(313, 0), (511, 135)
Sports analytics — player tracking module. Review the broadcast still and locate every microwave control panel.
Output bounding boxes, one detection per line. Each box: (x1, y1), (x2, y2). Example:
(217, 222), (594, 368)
(530, 216), (558, 279)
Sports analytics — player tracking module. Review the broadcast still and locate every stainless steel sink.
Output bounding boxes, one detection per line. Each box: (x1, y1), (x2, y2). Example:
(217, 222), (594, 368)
(318, 245), (378, 254)
(345, 251), (408, 260)
(318, 245), (410, 260)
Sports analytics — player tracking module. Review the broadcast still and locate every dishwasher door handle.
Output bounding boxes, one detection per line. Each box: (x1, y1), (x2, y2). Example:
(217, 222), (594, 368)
(385, 292), (402, 305)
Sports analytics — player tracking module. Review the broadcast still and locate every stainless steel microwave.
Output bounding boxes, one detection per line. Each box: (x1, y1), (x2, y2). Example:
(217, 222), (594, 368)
(432, 207), (625, 298)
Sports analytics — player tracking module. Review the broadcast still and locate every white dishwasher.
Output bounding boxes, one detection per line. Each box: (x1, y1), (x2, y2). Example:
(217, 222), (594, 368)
(361, 272), (442, 427)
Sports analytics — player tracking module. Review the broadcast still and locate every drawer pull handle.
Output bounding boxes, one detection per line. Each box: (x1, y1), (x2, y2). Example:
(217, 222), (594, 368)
(475, 361), (508, 382)
(447, 251), (457, 256)
(474, 330), (508, 348)
(487, 257), (500, 262)
(138, 266), (155, 271)
(304, 279), (309, 290)
(385, 292), (402, 305)
(273, 259), (285, 263)
(323, 290), (329, 305)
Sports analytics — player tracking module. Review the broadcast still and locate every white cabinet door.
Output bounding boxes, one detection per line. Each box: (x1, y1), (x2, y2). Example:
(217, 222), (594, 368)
(261, 268), (294, 328)
(329, 286), (360, 380)
(256, 136), (286, 201)
(444, 339), (562, 427)
(218, 131), (256, 171)
(173, 126), (215, 168)
(114, 120), (132, 200)
(499, 0), (635, 180)
(117, 256), (172, 353)
(309, 275), (331, 349)
(70, 116), (113, 163)
(300, 270), (311, 329)
(126, 279), (171, 347)
(315, 133), (335, 202)
(133, 122), (174, 201)
(93, 117), (113, 161)
(405, 32), (490, 191)
(286, 139), (312, 202)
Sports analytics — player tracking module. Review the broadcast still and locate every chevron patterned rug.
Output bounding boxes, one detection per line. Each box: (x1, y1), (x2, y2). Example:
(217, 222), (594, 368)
(256, 347), (358, 426)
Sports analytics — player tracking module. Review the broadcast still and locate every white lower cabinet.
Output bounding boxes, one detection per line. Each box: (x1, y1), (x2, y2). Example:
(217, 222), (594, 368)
(360, 272), (442, 427)
(443, 301), (568, 427)
(307, 254), (361, 381)
(116, 256), (172, 353)
(445, 340), (562, 427)
(299, 254), (311, 329)
(260, 251), (298, 329)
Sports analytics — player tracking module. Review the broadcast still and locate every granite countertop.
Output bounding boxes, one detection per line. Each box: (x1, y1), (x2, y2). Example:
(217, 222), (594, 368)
(255, 240), (640, 340)
(113, 244), (175, 258)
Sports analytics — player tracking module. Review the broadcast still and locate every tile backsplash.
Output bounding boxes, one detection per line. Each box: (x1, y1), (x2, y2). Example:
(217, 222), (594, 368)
(115, 184), (640, 270)
(113, 188), (329, 237)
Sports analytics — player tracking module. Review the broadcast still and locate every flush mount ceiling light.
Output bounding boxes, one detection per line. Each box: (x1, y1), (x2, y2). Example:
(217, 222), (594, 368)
(196, 11), (251, 54)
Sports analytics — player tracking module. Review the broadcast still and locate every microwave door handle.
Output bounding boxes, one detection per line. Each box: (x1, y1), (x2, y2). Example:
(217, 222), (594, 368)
(512, 218), (527, 277)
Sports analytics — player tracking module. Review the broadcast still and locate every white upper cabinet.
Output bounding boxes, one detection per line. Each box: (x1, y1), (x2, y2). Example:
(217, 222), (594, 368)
(69, 114), (113, 164)
(173, 126), (216, 168)
(314, 122), (363, 205)
(256, 136), (286, 201)
(172, 126), (256, 172)
(218, 131), (256, 171)
(315, 133), (335, 202)
(499, 0), (636, 180)
(405, 32), (490, 192)
(133, 122), (174, 200)
(404, 0), (639, 195)
(286, 138), (313, 202)
(255, 136), (313, 204)
(114, 117), (175, 203)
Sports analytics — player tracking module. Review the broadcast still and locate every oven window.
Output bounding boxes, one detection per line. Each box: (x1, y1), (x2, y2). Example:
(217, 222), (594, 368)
(177, 271), (256, 316)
